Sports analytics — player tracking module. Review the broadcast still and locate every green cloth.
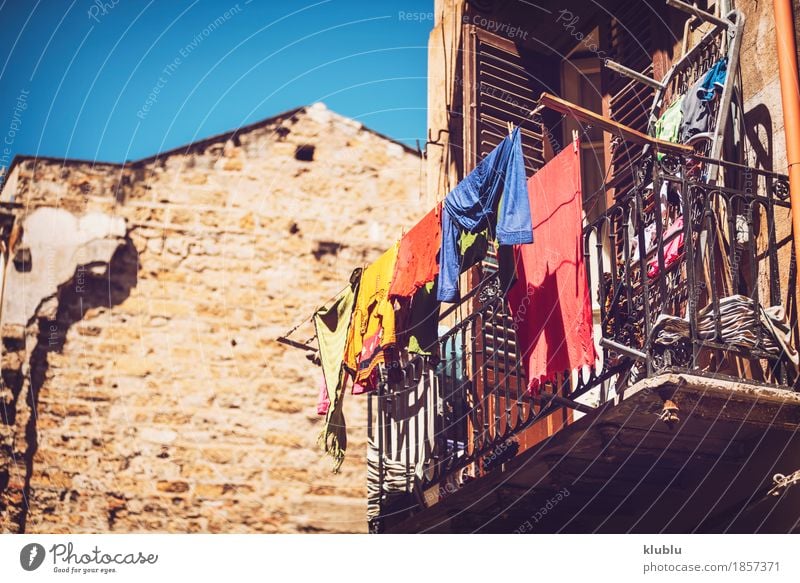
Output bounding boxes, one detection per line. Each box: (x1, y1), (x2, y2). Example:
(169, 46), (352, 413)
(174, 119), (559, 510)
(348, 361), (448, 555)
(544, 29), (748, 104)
(654, 95), (684, 159)
(402, 233), (485, 356)
(461, 229), (516, 295)
(459, 230), (489, 269)
(407, 280), (440, 355)
(313, 269), (360, 472)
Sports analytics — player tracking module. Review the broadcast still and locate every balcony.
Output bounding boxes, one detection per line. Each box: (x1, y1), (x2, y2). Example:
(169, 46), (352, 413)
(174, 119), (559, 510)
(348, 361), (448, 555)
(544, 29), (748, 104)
(366, 153), (800, 533)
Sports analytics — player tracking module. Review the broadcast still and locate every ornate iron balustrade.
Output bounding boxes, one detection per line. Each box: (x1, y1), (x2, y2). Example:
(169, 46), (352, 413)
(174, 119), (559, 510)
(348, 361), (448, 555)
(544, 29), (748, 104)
(366, 153), (796, 532)
(581, 153), (796, 393)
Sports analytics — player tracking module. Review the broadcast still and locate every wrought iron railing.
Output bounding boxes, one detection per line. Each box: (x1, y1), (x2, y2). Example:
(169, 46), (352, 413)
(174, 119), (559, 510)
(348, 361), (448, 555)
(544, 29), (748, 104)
(585, 153), (797, 390)
(366, 153), (797, 532)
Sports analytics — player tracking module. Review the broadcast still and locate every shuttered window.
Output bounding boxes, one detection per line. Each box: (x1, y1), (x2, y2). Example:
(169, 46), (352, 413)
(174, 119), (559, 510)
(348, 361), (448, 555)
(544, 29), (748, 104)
(606, 1), (657, 198)
(460, 24), (571, 450)
(462, 25), (548, 176)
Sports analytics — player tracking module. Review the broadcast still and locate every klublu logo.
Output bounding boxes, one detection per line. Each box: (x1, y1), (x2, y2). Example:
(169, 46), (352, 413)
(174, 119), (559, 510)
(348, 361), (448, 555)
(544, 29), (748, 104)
(20, 543), (46, 571)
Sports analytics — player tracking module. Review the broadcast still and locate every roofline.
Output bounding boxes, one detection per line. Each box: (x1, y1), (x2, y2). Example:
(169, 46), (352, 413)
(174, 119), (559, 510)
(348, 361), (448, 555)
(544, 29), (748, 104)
(134, 105), (307, 164)
(0, 103), (421, 196)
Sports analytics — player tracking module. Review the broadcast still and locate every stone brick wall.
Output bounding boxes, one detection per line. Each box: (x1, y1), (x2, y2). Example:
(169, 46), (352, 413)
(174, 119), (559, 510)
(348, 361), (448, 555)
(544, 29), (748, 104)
(0, 103), (426, 533)
(725, 0), (794, 306)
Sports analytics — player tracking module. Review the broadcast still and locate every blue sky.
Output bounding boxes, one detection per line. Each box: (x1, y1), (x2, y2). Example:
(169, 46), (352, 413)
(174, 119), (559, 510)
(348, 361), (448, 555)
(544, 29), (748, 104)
(0, 0), (431, 170)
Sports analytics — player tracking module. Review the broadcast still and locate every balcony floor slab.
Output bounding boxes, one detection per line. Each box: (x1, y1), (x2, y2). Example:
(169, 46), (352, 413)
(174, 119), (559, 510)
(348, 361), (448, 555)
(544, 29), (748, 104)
(383, 373), (800, 533)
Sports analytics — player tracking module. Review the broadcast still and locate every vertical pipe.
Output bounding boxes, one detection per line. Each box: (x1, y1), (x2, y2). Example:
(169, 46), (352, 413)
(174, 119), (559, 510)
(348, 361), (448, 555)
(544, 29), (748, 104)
(457, 325), (466, 458)
(500, 305), (511, 436)
(640, 173), (654, 374)
(774, 0), (800, 265)
(447, 332), (457, 473)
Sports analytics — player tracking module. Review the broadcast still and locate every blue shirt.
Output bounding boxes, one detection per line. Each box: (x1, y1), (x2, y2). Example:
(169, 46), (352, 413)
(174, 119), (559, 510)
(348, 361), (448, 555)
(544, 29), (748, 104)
(437, 127), (532, 301)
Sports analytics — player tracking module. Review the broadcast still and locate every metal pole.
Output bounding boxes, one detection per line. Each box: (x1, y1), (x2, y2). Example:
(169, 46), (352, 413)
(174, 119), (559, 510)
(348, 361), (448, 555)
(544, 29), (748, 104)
(773, 0), (800, 268)
(605, 59), (665, 90)
(666, 0), (731, 29)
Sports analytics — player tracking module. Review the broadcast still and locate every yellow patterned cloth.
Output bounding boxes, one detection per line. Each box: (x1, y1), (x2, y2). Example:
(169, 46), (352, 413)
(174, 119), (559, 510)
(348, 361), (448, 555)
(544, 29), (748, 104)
(344, 242), (399, 383)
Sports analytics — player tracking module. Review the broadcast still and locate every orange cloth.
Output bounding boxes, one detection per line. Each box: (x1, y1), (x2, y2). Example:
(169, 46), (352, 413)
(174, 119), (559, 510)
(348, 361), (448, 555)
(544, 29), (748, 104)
(507, 144), (596, 393)
(344, 243), (399, 383)
(389, 203), (442, 299)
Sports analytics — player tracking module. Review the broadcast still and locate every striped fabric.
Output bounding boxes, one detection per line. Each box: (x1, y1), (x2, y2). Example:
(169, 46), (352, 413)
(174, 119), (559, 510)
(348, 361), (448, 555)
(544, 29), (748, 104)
(652, 294), (798, 366)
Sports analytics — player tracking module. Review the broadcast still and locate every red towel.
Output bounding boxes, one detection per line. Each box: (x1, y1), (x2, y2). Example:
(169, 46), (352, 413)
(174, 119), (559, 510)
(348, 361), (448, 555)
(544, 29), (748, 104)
(389, 203), (441, 298)
(507, 144), (596, 393)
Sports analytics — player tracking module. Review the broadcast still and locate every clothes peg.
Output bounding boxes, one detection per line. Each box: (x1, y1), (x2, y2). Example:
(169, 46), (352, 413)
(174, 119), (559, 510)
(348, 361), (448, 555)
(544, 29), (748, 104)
(507, 121), (514, 136)
(572, 129), (579, 153)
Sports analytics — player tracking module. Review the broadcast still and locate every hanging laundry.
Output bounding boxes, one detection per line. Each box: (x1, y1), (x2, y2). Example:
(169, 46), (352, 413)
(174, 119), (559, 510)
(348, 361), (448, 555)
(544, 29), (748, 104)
(507, 143), (596, 394)
(655, 95), (685, 144)
(367, 369), (437, 519)
(459, 229), (489, 268)
(680, 77), (713, 143)
(436, 327), (466, 382)
(316, 377), (330, 416)
(697, 57), (728, 101)
(352, 367), (379, 395)
(389, 203), (442, 299)
(438, 127), (532, 302)
(629, 182), (669, 262)
(403, 279), (440, 356)
(313, 270), (360, 471)
(651, 294), (798, 368)
(680, 58), (727, 143)
(654, 95), (685, 160)
(647, 216), (684, 278)
(345, 243), (399, 386)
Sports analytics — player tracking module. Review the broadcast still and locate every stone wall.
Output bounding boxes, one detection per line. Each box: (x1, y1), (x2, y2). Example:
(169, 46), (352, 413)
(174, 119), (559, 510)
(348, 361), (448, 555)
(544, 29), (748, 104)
(0, 103), (426, 533)
(719, 0), (793, 304)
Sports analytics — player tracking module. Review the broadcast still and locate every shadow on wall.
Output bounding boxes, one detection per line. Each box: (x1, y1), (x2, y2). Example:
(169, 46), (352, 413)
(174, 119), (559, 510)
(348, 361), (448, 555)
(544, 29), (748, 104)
(744, 103), (774, 172)
(0, 238), (139, 532)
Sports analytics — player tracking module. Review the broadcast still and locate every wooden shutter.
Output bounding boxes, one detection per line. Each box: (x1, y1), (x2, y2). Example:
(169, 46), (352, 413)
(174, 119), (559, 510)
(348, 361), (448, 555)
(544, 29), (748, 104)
(606, 1), (658, 198)
(462, 25), (547, 176)
(460, 25), (571, 457)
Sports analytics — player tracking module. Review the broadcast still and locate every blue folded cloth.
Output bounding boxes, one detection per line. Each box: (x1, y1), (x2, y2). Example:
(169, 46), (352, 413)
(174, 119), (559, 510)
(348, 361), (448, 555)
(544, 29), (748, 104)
(697, 57), (727, 102)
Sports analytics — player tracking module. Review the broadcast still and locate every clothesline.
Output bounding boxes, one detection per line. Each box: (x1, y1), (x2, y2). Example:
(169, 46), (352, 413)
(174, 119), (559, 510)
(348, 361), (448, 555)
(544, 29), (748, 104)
(278, 94), (669, 353)
(277, 286), (346, 353)
(283, 79), (718, 358)
(305, 58), (732, 472)
(288, 95), (650, 374)
(278, 115), (520, 353)
(304, 126), (604, 471)
(278, 270), (364, 354)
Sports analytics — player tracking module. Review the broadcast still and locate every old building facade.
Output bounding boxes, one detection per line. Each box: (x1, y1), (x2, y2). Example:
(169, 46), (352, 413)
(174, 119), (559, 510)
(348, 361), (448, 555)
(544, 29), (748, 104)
(0, 104), (425, 533)
(359, 0), (800, 533)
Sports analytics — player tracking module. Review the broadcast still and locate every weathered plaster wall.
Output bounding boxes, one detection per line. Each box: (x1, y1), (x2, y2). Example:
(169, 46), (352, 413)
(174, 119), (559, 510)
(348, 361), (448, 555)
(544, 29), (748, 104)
(0, 103), (426, 533)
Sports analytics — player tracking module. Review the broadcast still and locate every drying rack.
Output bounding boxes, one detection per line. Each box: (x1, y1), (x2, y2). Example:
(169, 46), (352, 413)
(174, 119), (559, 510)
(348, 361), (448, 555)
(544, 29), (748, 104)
(597, 0), (749, 380)
(604, 0), (745, 182)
